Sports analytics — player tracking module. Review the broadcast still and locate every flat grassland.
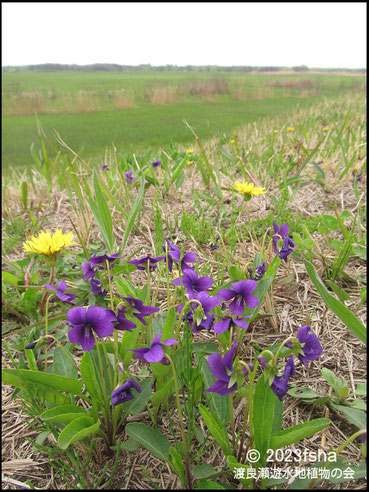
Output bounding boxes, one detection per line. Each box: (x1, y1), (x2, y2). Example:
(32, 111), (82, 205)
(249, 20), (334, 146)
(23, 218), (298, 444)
(2, 70), (366, 169)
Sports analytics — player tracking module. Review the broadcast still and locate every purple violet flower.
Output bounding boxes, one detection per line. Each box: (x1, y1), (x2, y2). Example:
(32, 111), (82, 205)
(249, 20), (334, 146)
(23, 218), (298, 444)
(286, 326), (323, 367)
(88, 252), (123, 269)
(210, 234), (220, 251)
(128, 254), (165, 272)
(269, 221), (295, 263)
(205, 340), (239, 396)
(190, 291), (221, 316)
(89, 277), (108, 297)
(115, 306), (138, 332)
(102, 164), (109, 171)
(67, 306), (117, 352)
(111, 378), (142, 406)
(277, 237), (295, 263)
(43, 280), (76, 304)
(115, 294), (160, 326)
(124, 169), (136, 185)
(82, 262), (96, 280)
(213, 314), (253, 334)
(25, 337), (53, 349)
(247, 261), (266, 281)
(152, 160), (161, 167)
(127, 333), (178, 364)
(217, 280), (259, 316)
(192, 313), (215, 333)
(162, 239), (197, 273)
(172, 268), (213, 298)
(271, 356), (296, 401)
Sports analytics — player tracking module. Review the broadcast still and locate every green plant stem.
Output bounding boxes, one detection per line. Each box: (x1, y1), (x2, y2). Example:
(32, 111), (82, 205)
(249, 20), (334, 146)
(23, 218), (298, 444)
(40, 266), (54, 316)
(165, 354), (192, 489)
(44, 295), (52, 371)
(305, 429), (367, 489)
(238, 360), (259, 463)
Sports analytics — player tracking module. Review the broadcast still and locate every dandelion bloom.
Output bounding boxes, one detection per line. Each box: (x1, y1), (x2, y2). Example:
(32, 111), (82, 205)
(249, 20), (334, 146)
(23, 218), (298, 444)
(186, 149), (194, 154)
(273, 130), (279, 134)
(111, 378), (142, 406)
(230, 139), (236, 144)
(233, 180), (266, 200)
(186, 161), (194, 166)
(322, 127), (329, 132)
(287, 127), (295, 132)
(23, 229), (76, 257)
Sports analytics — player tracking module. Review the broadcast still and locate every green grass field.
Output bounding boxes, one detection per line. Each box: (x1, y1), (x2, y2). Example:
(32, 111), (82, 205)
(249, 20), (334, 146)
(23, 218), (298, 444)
(2, 71), (366, 169)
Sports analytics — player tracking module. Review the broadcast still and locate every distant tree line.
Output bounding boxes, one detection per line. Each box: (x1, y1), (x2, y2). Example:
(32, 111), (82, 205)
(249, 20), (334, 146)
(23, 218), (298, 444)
(2, 63), (366, 73)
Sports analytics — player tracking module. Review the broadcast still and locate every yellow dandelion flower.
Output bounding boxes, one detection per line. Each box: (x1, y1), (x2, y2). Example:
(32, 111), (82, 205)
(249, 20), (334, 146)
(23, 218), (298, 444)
(322, 127), (329, 132)
(23, 229), (76, 264)
(233, 180), (266, 201)
(230, 139), (236, 144)
(186, 161), (194, 166)
(287, 127), (295, 132)
(273, 130), (279, 134)
(186, 149), (194, 154)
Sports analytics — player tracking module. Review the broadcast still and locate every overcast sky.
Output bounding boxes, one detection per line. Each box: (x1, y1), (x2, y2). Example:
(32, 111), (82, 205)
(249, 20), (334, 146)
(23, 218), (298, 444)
(2, 2), (367, 69)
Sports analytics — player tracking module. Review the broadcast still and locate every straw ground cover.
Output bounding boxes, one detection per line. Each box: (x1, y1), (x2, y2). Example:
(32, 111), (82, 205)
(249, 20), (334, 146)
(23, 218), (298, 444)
(2, 71), (366, 168)
(1, 89), (366, 489)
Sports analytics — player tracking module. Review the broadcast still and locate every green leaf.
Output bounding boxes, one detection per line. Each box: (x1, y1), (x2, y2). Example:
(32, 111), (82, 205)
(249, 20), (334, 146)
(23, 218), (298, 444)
(200, 360), (230, 423)
(193, 464), (218, 479)
(253, 374), (279, 465)
(40, 405), (88, 425)
(321, 368), (347, 397)
(2, 368), (82, 396)
(228, 265), (245, 282)
(226, 455), (253, 487)
(118, 439), (140, 451)
(88, 169), (114, 252)
(80, 352), (103, 405)
(304, 260), (366, 344)
(25, 349), (38, 372)
(355, 383), (367, 396)
(170, 157), (187, 185)
(58, 416), (100, 450)
(192, 342), (219, 354)
(325, 280), (350, 302)
(197, 479), (226, 489)
(2, 271), (19, 285)
(288, 387), (323, 399)
(125, 423), (171, 462)
(121, 379), (152, 415)
(53, 347), (77, 379)
(269, 418), (330, 449)
(121, 177), (145, 252)
(198, 403), (231, 456)
(329, 402), (367, 428)
(170, 447), (186, 486)
(349, 399), (366, 410)
(21, 181), (28, 208)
